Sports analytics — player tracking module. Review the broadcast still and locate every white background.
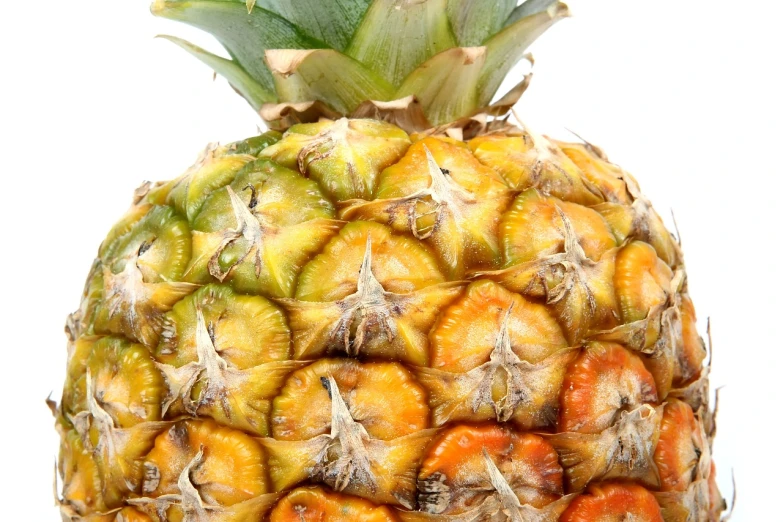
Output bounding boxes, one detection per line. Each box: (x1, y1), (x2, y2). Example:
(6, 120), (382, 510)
(1, 1), (780, 519)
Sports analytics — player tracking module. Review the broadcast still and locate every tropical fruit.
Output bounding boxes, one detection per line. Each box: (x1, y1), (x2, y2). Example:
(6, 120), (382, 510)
(54, 1), (724, 521)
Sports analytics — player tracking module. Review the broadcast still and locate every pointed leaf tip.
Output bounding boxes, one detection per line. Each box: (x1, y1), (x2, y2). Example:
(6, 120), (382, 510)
(266, 49), (393, 114)
(396, 46), (486, 126)
(158, 34), (275, 111)
(478, 1), (569, 106)
(150, 0), (324, 94)
(265, 49), (317, 77)
(505, 0), (570, 27)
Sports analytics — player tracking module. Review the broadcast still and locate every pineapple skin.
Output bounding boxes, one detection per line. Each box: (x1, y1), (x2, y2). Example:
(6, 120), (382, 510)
(56, 118), (723, 521)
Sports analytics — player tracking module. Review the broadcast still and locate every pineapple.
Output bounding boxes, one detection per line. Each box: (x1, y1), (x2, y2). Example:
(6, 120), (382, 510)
(54, 1), (725, 521)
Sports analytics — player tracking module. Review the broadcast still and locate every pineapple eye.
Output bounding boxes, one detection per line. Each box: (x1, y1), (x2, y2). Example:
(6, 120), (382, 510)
(500, 189), (617, 266)
(468, 132), (603, 206)
(167, 148), (256, 223)
(155, 284), (290, 368)
(113, 507), (153, 522)
(654, 399), (709, 493)
(560, 483), (665, 522)
(676, 294), (708, 385)
(269, 486), (398, 522)
(615, 241), (674, 326)
(261, 118), (411, 201)
(418, 424), (563, 516)
(555, 139), (634, 205)
(152, 285), (298, 436)
(431, 280), (567, 372)
(272, 358), (429, 441)
(264, 359), (432, 508)
(559, 342), (658, 434)
(102, 205), (192, 282)
(296, 221), (444, 302)
(342, 137), (511, 277)
(141, 420), (268, 511)
(62, 336), (166, 429)
(284, 221), (461, 365)
(59, 429), (106, 514)
(186, 159), (340, 298)
(419, 279), (575, 429)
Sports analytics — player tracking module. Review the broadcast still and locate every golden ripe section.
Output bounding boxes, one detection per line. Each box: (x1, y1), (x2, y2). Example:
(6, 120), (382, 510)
(56, 119), (720, 520)
(296, 221), (444, 301)
(555, 140), (634, 205)
(677, 294), (708, 385)
(468, 131), (603, 206)
(272, 359), (429, 441)
(501, 189), (616, 265)
(430, 280), (567, 371)
(115, 508), (153, 522)
(269, 487), (399, 522)
(350, 136), (512, 277)
(142, 420), (268, 507)
(615, 241), (674, 324)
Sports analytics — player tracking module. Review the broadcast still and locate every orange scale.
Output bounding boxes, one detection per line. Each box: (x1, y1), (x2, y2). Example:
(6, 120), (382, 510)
(560, 483), (664, 522)
(269, 486), (399, 522)
(559, 342), (658, 434)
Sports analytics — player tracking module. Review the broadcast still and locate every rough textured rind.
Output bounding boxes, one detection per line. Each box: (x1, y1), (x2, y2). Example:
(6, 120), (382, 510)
(55, 120), (723, 521)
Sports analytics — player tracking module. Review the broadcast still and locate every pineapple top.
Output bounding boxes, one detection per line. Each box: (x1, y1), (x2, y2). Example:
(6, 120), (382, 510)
(153, 0), (569, 128)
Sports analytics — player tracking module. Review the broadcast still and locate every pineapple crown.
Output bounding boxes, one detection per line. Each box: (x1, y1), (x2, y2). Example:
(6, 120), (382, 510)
(152, 0), (569, 129)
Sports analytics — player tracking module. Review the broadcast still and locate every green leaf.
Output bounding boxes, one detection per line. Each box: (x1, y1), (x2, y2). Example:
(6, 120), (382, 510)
(158, 35), (276, 110)
(258, 0), (372, 51)
(396, 47), (486, 126)
(478, 2), (569, 106)
(504, 0), (560, 27)
(266, 49), (394, 114)
(345, 0), (457, 86)
(446, 0), (516, 47)
(152, 0), (325, 93)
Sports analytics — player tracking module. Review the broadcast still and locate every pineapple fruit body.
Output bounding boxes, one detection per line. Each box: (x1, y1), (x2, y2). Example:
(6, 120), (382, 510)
(55, 0), (724, 520)
(57, 121), (722, 521)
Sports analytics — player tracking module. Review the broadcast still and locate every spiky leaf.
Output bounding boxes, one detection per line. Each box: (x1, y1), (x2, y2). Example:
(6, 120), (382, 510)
(159, 35), (275, 110)
(258, 0), (372, 51)
(152, 0), (324, 93)
(446, 0), (516, 47)
(505, 0), (561, 26)
(479, 2), (570, 106)
(266, 50), (394, 114)
(396, 47), (486, 126)
(345, 0), (457, 85)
